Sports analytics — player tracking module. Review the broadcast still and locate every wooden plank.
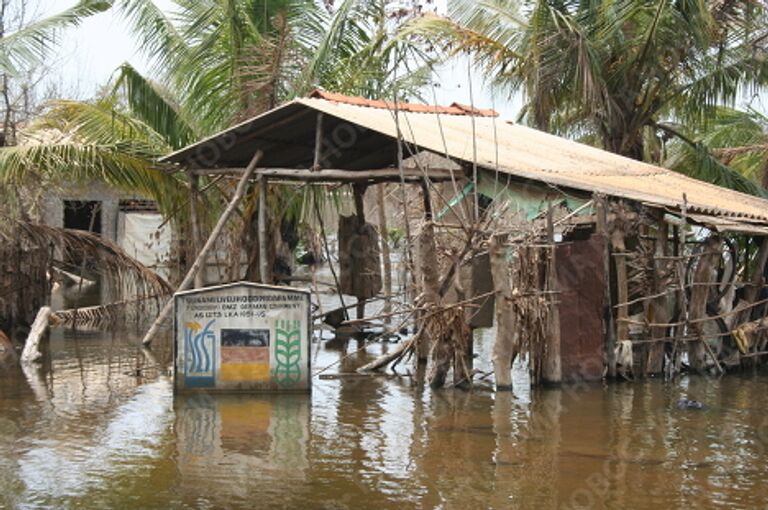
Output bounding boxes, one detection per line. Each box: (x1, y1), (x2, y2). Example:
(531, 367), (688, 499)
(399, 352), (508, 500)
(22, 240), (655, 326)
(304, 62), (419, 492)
(189, 167), (458, 182)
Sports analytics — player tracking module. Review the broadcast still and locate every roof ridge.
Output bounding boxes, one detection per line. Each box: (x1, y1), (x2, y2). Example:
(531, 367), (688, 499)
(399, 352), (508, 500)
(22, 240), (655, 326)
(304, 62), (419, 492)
(308, 89), (499, 117)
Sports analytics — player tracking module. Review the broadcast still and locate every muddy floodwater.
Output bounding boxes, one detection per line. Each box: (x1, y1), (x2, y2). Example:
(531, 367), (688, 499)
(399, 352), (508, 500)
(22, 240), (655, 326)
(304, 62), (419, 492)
(2, 323), (768, 509)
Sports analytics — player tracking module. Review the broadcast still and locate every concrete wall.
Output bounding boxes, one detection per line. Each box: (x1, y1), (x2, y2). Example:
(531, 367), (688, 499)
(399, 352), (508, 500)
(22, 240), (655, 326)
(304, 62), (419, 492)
(42, 182), (126, 243)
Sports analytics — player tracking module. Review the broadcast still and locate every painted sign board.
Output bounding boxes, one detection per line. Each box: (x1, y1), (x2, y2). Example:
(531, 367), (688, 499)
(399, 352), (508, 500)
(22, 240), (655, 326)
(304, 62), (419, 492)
(174, 282), (311, 393)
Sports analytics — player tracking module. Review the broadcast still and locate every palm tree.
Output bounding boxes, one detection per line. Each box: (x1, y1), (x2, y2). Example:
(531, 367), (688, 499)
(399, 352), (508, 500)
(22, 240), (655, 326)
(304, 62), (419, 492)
(113, 0), (430, 131)
(409, 0), (768, 192)
(0, 0), (111, 145)
(666, 106), (768, 192)
(1, 0), (432, 283)
(0, 66), (191, 218)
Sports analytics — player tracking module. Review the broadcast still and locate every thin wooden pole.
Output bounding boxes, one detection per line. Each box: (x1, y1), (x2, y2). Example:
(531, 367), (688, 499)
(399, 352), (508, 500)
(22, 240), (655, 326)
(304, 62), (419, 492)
(258, 175), (271, 284)
(312, 113), (324, 171)
(646, 212), (668, 374)
(352, 183), (368, 320)
(376, 184), (392, 324)
(141, 150), (263, 346)
(670, 195), (689, 376)
(418, 179), (439, 363)
(543, 204), (561, 383)
(314, 195), (349, 321)
(490, 234), (516, 389)
(189, 172), (205, 289)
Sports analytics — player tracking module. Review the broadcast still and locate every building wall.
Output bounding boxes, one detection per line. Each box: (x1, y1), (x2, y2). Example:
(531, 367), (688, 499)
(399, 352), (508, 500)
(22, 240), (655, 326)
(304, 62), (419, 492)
(42, 181), (123, 242)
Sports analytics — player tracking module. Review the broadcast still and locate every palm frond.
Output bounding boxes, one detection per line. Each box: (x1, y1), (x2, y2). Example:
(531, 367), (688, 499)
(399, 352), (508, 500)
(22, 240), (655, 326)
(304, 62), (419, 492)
(660, 119), (768, 198)
(114, 0), (188, 75)
(0, 0), (110, 75)
(34, 99), (172, 151)
(0, 142), (185, 216)
(113, 63), (198, 149)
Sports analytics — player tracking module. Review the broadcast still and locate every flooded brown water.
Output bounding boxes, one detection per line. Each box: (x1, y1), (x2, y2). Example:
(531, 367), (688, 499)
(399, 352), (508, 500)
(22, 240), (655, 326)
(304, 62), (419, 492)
(2, 324), (768, 509)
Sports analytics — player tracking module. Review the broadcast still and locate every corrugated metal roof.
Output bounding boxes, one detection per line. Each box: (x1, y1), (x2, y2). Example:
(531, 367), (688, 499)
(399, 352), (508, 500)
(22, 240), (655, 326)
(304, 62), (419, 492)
(164, 94), (768, 223)
(299, 97), (768, 222)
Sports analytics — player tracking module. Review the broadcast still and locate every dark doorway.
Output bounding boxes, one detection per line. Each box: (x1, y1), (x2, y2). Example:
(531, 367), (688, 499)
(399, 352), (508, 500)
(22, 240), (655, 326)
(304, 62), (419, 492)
(63, 200), (102, 235)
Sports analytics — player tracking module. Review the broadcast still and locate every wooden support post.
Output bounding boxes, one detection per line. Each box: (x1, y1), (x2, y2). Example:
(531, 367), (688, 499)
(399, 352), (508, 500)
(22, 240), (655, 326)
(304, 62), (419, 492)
(352, 183), (368, 320)
(646, 215), (668, 374)
(596, 196), (617, 378)
(670, 195), (689, 376)
(611, 230), (629, 357)
(258, 175), (271, 284)
(376, 184), (393, 324)
(490, 234), (517, 389)
(142, 151), (263, 347)
(543, 205), (562, 384)
(418, 179), (439, 363)
(188, 172), (205, 289)
(688, 236), (720, 373)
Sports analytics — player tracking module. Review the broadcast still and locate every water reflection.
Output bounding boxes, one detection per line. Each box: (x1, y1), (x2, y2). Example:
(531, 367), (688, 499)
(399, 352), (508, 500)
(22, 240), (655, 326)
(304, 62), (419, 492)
(174, 394), (310, 507)
(2, 326), (768, 509)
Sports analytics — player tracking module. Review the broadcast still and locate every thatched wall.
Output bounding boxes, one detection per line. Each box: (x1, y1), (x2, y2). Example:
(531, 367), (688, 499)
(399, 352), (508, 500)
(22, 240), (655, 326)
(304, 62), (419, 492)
(0, 239), (49, 339)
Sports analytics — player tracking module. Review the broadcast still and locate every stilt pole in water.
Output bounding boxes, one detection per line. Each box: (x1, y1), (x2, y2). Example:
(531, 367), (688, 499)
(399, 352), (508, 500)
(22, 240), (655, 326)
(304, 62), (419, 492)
(376, 184), (392, 324)
(141, 151), (263, 347)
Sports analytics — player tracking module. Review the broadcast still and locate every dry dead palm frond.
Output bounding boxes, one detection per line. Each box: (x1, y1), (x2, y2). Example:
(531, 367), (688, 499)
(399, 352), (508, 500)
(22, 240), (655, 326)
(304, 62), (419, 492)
(50, 294), (163, 330)
(1, 220), (173, 298)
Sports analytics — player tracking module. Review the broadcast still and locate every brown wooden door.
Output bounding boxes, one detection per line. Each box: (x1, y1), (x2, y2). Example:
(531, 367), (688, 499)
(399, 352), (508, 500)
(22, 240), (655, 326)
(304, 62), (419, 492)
(555, 235), (606, 382)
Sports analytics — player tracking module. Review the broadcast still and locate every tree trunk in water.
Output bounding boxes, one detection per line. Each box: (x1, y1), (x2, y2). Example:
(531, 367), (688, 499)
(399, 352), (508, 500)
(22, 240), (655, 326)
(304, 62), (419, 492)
(595, 197), (617, 378)
(646, 219), (668, 374)
(21, 307), (50, 363)
(258, 176), (271, 284)
(353, 184), (367, 319)
(489, 235), (517, 390)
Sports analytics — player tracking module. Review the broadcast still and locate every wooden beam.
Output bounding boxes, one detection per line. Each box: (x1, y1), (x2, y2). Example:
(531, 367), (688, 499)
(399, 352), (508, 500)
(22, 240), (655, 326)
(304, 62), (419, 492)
(188, 167), (458, 182)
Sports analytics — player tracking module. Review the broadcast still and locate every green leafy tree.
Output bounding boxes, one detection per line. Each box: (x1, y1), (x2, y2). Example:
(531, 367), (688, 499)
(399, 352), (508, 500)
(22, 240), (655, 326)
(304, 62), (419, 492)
(666, 106), (768, 192)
